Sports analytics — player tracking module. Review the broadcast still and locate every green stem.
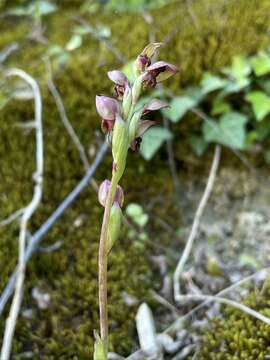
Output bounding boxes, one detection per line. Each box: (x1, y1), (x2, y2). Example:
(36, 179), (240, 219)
(98, 172), (118, 357)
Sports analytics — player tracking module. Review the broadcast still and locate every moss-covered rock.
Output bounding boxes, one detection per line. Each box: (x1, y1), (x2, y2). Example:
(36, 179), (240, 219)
(1, 0), (270, 357)
(196, 286), (270, 360)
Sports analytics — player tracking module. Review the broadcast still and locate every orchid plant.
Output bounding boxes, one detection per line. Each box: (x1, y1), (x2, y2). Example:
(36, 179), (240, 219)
(94, 43), (178, 359)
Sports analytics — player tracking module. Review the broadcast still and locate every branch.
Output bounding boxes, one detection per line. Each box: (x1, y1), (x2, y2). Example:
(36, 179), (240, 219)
(0, 208), (25, 227)
(174, 145), (221, 302)
(0, 141), (108, 315)
(45, 59), (90, 171)
(127, 267), (270, 359)
(177, 293), (270, 326)
(1, 68), (44, 360)
(167, 267), (270, 334)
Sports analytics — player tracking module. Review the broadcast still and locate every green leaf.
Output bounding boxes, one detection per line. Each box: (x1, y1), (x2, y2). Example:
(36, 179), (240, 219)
(200, 73), (227, 94)
(126, 203), (143, 218)
(135, 214), (149, 227)
(219, 78), (249, 97)
(7, 6), (29, 16)
(264, 150), (270, 164)
(126, 203), (149, 228)
(257, 79), (270, 95)
(185, 86), (205, 103)
(211, 99), (231, 116)
(28, 1), (57, 17)
(239, 254), (259, 268)
(251, 53), (270, 76)
(246, 91), (270, 121)
(231, 55), (251, 79)
(164, 96), (196, 123)
(187, 135), (208, 156)
(66, 35), (82, 51)
(140, 126), (172, 160)
(96, 25), (111, 39)
(203, 112), (248, 149)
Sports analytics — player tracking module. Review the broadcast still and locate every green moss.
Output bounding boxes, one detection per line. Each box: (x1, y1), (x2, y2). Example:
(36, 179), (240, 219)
(196, 286), (270, 359)
(1, 0), (270, 357)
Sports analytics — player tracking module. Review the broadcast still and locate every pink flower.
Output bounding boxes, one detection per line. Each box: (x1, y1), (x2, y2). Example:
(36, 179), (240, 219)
(143, 61), (178, 88)
(98, 179), (124, 207)
(107, 70), (129, 100)
(95, 95), (119, 132)
(129, 100), (168, 152)
(129, 120), (156, 152)
(143, 99), (169, 114)
(135, 54), (151, 73)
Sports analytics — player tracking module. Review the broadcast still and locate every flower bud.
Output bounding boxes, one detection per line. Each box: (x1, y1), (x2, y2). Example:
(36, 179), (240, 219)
(98, 180), (124, 207)
(107, 203), (122, 253)
(134, 54), (151, 76)
(112, 115), (128, 182)
(122, 87), (132, 118)
(134, 43), (162, 74)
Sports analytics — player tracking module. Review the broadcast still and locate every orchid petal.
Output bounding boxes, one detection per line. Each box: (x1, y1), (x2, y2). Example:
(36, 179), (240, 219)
(147, 61), (178, 82)
(107, 70), (128, 86)
(96, 95), (119, 120)
(137, 120), (156, 137)
(143, 99), (169, 114)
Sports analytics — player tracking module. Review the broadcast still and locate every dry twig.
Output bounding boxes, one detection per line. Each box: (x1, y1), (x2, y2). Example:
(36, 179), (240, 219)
(1, 69), (44, 360)
(0, 142), (108, 315)
(174, 145), (221, 301)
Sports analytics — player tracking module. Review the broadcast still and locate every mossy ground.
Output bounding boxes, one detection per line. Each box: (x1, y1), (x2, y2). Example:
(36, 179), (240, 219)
(196, 285), (270, 360)
(1, 0), (270, 358)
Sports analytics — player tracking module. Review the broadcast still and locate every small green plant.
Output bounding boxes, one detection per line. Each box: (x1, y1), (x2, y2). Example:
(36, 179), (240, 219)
(143, 49), (270, 161)
(95, 43), (177, 359)
(7, 0), (57, 25)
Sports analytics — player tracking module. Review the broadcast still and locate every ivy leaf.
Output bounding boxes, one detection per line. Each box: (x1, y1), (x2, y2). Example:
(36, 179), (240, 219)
(200, 73), (227, 94)
(257, 79), (270, 95)
(219, 78), (249, 97)
(246, 91), (270, 121)
(251, 53), (270, 76)
(187, 135), (208, 156)
(186, 86), (205, 103)
(203, 112), (248, 149)
(211, 98), (231, 116)
(230, 55), (251, 79)
(140, 127), (172, 160)
(164, 96), (196, 123)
